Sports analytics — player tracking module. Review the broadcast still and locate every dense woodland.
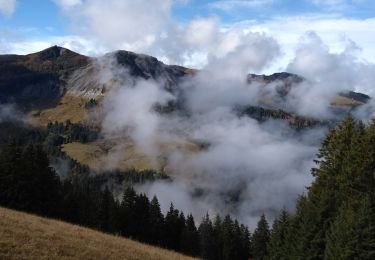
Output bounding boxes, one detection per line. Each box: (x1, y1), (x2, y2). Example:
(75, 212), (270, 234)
(240, 105), (333, 129)
(1, 116), (375, 259)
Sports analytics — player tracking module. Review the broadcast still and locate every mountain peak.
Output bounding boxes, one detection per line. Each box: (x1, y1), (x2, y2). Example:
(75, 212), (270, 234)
(31, 45), (83, 61)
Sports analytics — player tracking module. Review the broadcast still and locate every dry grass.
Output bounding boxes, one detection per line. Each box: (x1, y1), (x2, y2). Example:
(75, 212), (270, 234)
(61, 138), (200, 173)
(37, 95), (88, 125)
(61, 141), (155, 172)
(331, 96), (363, 107)
(0, 207), (197, 260)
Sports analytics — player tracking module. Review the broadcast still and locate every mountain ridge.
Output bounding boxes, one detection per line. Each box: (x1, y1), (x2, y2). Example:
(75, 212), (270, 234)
(0, 46), (370, 125)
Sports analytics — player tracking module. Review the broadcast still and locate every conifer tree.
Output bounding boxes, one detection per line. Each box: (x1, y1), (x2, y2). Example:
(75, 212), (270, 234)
(119, 186), (137, 237)
(325, 197), (375, 260)
(164, 203), (181, 250)
(133, 193), (151, 241)
(98, 186), (119, 233)
(180, 214), (200, 257)
(213, 215), (223, 260)
(268, 209), (291, 260)
(251, 214), (270, 260)
(221, 215), (237, 260)
(148, 196), (164, 246)
(198, 213), (217, 260)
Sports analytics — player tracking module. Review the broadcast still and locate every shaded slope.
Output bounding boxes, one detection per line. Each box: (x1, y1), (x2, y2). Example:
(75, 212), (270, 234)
(0, 46), (89, 108)
(0, 207), (196, 260)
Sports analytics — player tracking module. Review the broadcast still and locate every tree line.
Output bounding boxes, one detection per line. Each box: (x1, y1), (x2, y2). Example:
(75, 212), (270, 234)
(1, 115), (375, 259)
(0, 140), (264, 259)
(266, 116), (375, 259)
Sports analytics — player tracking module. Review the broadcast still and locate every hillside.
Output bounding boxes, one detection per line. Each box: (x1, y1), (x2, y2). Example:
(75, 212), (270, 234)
(1, 46), (370, 173)
(0, 46), (89, 109)
(0, 207), (196, 260)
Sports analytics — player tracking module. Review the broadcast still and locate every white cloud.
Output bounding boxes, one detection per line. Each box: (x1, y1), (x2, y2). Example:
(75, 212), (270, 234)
(310, 0), (346, 6)
(283, 31), (373, 118)
(308, 0), (370, 10)
(184, 18), (218, 48)
(62, 0), (173, 51)
(53, 0), (82, 9)
(209, 0), (276, 10)
(0, 35), (105, 56)
(238, 16), (375, 73)
(0, 0), (17, 18)
(51, 0), (282, 71)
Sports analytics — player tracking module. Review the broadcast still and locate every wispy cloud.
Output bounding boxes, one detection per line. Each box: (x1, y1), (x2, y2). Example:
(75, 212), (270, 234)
(53, 0), (82, 10)
(209, 0), (277, 11)
(308, 0), (370, 11)
(0, 0), (17, 18)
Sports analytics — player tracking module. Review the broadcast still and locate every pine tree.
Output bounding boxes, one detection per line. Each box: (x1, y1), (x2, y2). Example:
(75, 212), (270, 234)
(198, 213), (217, 260)
(148, 196), (164, 246)
(251, 214), (270, 260)
(240, 224), (251, 260)
(133, 193), (151, 241)
(180, 214), (200, 257)
(164, 203), (181, 250)
(292, 116), (365, 259)
(119, 186), (137, 237)
(0, 141), (62, 217)
(325, 197), (375, 260)
(268, 209), (291, 260)
(221, 215), (237, 260)
(98, 186), (118, 233)
(213, 215), (223, 260)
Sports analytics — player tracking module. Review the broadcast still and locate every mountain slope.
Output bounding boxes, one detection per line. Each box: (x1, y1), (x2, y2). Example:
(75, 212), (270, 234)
(0, 46), (369, 122)
(0, 207), (196, 260)
(0, 46), (89, 109)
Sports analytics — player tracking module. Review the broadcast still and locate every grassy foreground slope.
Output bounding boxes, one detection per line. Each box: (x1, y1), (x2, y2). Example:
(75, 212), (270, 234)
(0, 207), (196, 260)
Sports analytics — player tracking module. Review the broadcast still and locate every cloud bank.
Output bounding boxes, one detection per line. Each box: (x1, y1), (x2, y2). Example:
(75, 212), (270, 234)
(2, 0), (371, 228)
(47, 0), (375, 227)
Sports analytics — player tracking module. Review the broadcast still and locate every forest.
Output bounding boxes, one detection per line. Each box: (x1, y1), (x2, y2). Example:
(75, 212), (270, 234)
(1, 115), (375, 259)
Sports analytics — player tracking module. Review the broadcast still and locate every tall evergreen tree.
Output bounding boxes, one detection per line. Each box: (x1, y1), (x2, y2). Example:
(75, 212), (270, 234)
(213, 215), (223, 260)
(98, 186), (119, 233)
(325, 197), (375, 260)
(198, 213), (217, 260)
(0, 141), (61, 217)
(251, 214), (270, 260)
(180, 214), (200, 257)
(119, 186), (137, 237)
(268, 209), (291, 260)
(148, 196), (164, 246)
(164, 203), (182, 250)
(221, 215), (237, 260)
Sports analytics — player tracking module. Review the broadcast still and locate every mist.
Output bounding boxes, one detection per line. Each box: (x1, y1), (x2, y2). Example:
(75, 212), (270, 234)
(95, 48), (329, 228)
(0, 103), (25, 123)
(51, 0), (375, 227)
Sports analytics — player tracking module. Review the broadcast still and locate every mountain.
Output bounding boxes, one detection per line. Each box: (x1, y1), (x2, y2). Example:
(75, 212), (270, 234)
(0, 46), (89, 109)
(0, 46), (193, 109)
(0, 46), (369, 118)
(0, 206), (196, 260)
(0, 46), (371, 171)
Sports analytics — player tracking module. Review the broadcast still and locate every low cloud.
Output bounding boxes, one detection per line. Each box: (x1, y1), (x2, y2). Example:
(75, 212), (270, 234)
(95, 43), (324, 228)
(45, 0), (375, 227)
(0, 104), (24, 123)
(285, 32), (375, 118)
(87, 21), (375, 226)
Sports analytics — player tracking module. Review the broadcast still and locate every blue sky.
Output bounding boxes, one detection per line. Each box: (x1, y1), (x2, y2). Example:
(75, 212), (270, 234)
(0, 0), (375, 72)
(1, 0), (375, 39)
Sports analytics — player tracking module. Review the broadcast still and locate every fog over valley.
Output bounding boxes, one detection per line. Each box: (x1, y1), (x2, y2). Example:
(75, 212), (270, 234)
(2, 0), (375, 230)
